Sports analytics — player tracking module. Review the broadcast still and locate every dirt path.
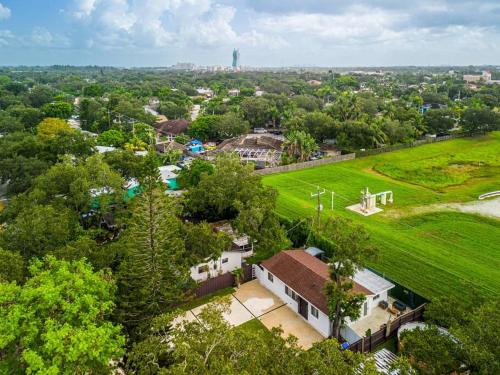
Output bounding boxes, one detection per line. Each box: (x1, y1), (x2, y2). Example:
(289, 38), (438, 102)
(384, 197), (500, 219)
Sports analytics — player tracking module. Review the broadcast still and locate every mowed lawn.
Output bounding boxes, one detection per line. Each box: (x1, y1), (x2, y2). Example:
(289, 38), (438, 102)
(263, 132), (500, 301)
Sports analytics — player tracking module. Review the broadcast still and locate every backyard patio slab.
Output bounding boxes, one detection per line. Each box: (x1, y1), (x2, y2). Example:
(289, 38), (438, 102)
(233, 279), (285, 317)
(259, 305), (324, 349)
(350, 297), (409, 338)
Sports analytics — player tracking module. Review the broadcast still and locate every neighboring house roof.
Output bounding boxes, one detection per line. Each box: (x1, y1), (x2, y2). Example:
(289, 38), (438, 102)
(158, 165), (181, 181)
(124, 178), (140, 190)
(154, 119), (189, 136)
(96, 145), (116, 153)
(372, 349), (398, 374)
(260, 250), (373, 315)
(155, 140), (186, 153)
(216, 134), (284, 152)
(212, 221), (250, 249)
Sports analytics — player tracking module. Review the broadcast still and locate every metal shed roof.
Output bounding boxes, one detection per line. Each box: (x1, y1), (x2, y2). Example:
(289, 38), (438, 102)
(353, 269), (395, 295)
(305, 246), (325, 257)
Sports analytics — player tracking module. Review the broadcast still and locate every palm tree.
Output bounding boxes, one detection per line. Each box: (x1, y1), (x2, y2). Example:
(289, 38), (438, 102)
(231, 268), (244, 288)
(283, 130), (319, 162)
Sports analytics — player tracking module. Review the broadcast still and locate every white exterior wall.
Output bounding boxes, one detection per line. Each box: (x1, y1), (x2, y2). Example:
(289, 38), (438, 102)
(255, 265), (331, 337)
(345, 290), (389, 325)
(190, 251), (242, 282)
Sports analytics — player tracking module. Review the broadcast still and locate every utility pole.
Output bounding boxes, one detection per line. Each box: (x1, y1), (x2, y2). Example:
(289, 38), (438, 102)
(311, 186), (325, 231)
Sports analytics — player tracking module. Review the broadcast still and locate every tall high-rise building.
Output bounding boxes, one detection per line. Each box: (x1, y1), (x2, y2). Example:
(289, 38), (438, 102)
(232, 48), (240, 70)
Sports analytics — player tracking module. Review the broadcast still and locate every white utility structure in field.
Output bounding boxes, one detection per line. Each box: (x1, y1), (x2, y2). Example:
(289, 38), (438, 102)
(347, 187), (394, 216)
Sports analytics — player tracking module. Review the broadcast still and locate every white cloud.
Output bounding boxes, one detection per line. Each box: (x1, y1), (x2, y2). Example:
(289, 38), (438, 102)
(0, 2), (11, 20)
(254, 6), (406, 45)
(25, 27), (71, 48)
(31, 27), (54, 46)
(0, 29), (14, 46)
(69, 0), (278, 49)
(72, 0), (98, 19)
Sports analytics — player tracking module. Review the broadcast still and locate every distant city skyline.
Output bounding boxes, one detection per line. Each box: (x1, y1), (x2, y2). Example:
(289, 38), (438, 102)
(0, 1), (499, 67)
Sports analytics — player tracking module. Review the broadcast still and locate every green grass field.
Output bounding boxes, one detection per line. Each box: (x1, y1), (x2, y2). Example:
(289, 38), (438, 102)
(263, 132), (500, 301)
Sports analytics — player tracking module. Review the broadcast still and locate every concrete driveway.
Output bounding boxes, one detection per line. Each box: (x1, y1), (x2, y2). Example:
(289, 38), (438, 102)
(175, 279), (325, 349)
(259, 305), (325, 349)
(233, 279), (284, 317)
(191, 295), (254, 326)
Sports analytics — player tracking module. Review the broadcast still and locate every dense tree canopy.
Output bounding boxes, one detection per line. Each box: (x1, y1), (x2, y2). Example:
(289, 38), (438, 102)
(127, 299), (380, 375)
(0, 256), (125, 374)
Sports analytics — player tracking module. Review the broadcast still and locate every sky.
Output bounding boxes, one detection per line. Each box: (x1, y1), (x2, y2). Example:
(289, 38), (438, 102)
(0, 0), (499, 67)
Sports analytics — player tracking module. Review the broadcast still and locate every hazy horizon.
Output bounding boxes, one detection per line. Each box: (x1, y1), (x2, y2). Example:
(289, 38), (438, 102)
(0, 1), (499, 67)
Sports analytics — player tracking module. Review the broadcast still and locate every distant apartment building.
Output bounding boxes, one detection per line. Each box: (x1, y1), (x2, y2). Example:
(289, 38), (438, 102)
(463, 71), (491, 84)
(171, 62), (195, 70)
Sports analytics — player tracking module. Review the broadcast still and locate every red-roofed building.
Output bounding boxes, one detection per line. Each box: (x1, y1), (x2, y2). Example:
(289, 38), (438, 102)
(255, 249), (394, 339)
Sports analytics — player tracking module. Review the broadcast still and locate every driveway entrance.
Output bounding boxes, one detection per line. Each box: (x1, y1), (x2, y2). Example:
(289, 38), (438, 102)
(259, 305), (324, 349)
(176, 280), (325, 349)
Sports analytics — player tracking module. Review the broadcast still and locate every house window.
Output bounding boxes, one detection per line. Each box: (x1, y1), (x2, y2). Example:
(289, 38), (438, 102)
(222, 258), (229, 264)
(198, 265), (208, 274)
(291, 291), (298, 301)
(311, 305), (319, 318)
(268, 272), (274, 282)
(363, 301), (368, 316)
(373, 294), (380, 301)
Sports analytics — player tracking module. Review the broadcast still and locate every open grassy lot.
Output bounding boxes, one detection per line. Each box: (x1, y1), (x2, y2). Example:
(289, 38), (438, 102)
(263, 132), (500, 301)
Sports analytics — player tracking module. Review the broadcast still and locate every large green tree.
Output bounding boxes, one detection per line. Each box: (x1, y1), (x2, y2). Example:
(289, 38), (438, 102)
(310, 217), (377, 339)
(186, 153), (288, 257)
(399, 326), (463, 375)
(0, 248), (24, 283)
(126, 299), (379, 375)
(240, 97), (272, 127)
(97, 129), (126, 147)
(423, 108), (455, 134)
(188, 115), (220, 141)
(0, 256), (125, 374)
(28, 154), (124, 214)
(41, 101), (74, 119)
(0, 204), (79, 263)
(116, 184), (191, 338)
(461, 108), (500, 133)
(423, 295), (500, 375)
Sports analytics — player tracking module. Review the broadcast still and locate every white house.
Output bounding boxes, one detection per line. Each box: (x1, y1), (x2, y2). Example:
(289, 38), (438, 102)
(255, 249), (394, 339)
(190, 222), (253, 282)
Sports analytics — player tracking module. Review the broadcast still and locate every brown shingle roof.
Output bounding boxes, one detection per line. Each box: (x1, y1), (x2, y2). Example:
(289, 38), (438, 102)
(154, 141), (185, 153)
(154, 119), (189, 136)
(261, 250), (372, 315)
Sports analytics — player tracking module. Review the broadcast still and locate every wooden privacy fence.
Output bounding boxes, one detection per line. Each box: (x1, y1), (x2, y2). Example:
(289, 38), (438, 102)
(194, 264), (253, 298)
(348, 304), (426, 353)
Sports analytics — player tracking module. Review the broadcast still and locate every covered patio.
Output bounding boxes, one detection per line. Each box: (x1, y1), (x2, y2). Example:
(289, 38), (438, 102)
(349, 297), (409, 338)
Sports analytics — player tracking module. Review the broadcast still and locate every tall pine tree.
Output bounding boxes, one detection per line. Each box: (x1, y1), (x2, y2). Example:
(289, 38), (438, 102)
(117, 159), (190, 338)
